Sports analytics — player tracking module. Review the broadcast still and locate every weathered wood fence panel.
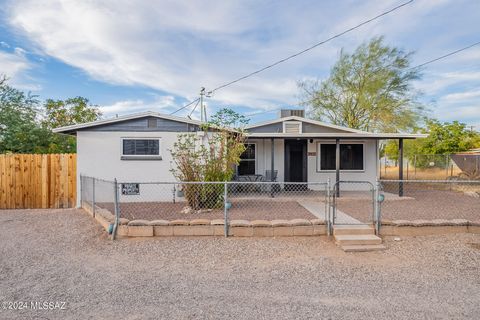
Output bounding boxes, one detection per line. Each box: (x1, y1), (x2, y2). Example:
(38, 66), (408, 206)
(0, 154), (76, 209)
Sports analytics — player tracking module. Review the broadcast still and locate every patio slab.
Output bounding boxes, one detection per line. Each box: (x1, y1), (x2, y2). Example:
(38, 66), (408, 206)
(297, 200), (363, 224)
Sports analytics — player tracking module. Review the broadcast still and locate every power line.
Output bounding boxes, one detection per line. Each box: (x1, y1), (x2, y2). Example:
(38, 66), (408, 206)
(169, 97), (200, 115)
(187, 98), (201, 118)
(302, 40), (480, 107)
(209, 0), (414, 94)
(410, 40), (480, 70)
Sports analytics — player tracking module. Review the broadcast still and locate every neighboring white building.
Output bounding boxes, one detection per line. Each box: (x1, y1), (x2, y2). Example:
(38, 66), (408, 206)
(53, 110), (426, 206)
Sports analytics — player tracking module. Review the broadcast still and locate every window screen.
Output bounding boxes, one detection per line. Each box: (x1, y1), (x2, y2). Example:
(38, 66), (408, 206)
(123, 139), (160, 155)
(319, 143), (364, 170)
(238, 144), (256, 175)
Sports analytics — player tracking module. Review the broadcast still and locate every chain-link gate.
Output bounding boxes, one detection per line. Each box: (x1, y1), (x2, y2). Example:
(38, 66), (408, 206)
(327, 180), (380, 234)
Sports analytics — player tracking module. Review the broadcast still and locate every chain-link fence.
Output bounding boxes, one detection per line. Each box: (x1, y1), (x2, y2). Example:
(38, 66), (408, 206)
(80, 175), (118, 236)
(330, 181), (376, 226)
(380, 154), (480, 180)
(80, 175), (480, 239)
(379, 180), (480, 221)
(115, 181), (328, 223)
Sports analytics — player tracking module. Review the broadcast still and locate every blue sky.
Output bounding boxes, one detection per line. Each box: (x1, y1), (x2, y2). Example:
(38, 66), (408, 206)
(0, 0), (479, 129)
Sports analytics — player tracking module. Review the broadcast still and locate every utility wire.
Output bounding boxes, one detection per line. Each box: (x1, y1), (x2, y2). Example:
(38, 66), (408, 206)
(301, 40), (480, 107)
(410, 40), (480, 70)
(170, 1), (413, 117)
(187, 98), (201, 118)
(209, 0), (414, 94)
(170, 97), (200, 115)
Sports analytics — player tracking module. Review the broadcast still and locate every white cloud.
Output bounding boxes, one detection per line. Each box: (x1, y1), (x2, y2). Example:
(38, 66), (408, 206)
(442, 89), (480, 103)
(0, 48), (39, 90)
(5, 0), (433, 110)
(3, 0), (480, 124)
(100, 95), (178, 117)
(416, 70), (480, 94)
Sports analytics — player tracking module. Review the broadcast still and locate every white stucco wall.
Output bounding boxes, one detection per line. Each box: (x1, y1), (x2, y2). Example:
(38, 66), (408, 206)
(308, 139), (378, 184)
(254, 138), (378, 190)
(249, 139), (285, 182)
(77, 131), (185, 206)
(77, 132), (380, 206)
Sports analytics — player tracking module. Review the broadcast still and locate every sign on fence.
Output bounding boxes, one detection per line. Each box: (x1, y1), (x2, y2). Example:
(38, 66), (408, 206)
(0, 154), (76, 209)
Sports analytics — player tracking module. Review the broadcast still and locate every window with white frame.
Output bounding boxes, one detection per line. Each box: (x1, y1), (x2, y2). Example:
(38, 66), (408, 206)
(317, 142), (364, 171)
(121, 138), (162, 160)
(238, 143), (256, 175)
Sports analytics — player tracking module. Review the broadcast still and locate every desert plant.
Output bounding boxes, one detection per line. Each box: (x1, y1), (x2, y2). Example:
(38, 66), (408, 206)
(170, 108), (248, 209)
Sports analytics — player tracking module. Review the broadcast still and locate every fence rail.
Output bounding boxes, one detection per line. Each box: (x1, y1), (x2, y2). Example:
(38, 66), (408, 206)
(0, 154), (76, 209)
(80, 176), (479, 239)
(381, 154), (480, 180)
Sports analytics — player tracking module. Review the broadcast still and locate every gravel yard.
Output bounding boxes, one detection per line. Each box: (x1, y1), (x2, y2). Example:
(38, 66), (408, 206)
(100, 199), (316, 221)
(1, 209), (479, 319)
(337, 189), (480, 223)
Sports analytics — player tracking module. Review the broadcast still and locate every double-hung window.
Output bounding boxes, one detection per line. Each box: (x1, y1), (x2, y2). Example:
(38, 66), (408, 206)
(317, 142), (364, 171)
(238, 143), (256, 175)
(121, 138), (162, 160)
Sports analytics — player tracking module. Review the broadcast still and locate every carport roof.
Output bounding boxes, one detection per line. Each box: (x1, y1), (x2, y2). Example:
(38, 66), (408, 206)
(246, 132), (427, 139)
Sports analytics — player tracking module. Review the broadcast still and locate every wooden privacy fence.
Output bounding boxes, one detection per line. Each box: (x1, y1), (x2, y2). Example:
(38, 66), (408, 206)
(0, 154), (76, 209)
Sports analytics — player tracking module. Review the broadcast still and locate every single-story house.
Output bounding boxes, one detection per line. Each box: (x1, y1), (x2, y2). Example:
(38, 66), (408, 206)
(53, 109), (426, 206)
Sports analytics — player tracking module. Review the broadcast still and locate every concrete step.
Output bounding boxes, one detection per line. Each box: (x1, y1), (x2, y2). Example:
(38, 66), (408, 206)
(334, 234), (382, 246)
(333, 225), (375, 236)
(341, 244), (386, 252)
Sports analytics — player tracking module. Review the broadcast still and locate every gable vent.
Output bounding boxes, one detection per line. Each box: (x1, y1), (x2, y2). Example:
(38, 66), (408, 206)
(283, 121), (302, 134)
(147, 118), (157, 128)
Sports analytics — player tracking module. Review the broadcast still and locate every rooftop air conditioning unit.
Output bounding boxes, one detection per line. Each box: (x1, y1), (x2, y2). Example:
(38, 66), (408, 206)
(280, 109), (305, 118)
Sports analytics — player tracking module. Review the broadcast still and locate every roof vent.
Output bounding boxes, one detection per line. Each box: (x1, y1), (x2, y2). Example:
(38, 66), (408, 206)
(147, 118), (157, 128)
(280, 109), (305, 118)
(283, 121), (302, 134)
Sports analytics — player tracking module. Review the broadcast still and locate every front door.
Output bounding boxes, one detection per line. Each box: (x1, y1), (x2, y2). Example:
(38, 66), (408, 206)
(284, 139), (307, 183)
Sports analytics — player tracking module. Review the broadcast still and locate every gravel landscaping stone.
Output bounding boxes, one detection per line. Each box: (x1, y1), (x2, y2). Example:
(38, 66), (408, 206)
(99, 199), (316, 221)
(337, 188), (480, 222)
(0, 209), (479, 319)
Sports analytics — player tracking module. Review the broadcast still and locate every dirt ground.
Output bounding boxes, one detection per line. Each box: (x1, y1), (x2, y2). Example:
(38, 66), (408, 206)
(1, 209), (479, 319)
(380, 166), (463, 180)
(337, 185), (480, 223)
(100, 199), (317, 221)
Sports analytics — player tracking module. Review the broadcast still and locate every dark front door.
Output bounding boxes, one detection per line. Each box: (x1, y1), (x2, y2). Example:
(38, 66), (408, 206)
(284, 139), (307, 183)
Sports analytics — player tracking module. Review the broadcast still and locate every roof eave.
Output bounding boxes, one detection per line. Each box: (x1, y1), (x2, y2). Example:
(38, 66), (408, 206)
(52, 111), (204, 133)
(246, 133), (428, 139)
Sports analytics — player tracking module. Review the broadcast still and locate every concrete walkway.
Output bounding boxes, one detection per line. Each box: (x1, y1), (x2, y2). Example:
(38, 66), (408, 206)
(298, 200), (363, 224)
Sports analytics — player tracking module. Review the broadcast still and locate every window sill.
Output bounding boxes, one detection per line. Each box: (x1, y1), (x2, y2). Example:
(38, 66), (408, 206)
(121, 156), (163, 161)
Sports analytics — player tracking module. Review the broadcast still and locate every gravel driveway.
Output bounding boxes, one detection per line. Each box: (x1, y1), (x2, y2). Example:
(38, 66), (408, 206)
(1, 209), (479, 319)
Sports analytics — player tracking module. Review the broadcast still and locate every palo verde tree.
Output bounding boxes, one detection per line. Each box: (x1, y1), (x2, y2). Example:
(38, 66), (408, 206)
(170, 108), (248, 210)
(299, 36), (425, 132)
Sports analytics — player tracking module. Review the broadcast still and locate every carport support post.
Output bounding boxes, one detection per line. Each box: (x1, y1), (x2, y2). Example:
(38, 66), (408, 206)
(92, 177), (96, 218)
(326, 178), (331, 236)
(398, 138), (404, 197)
(270, 137), (274, 197)
(374, 178), (381, 235)
(335, 138), (340, 197)
(270, 138), (274, 180)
